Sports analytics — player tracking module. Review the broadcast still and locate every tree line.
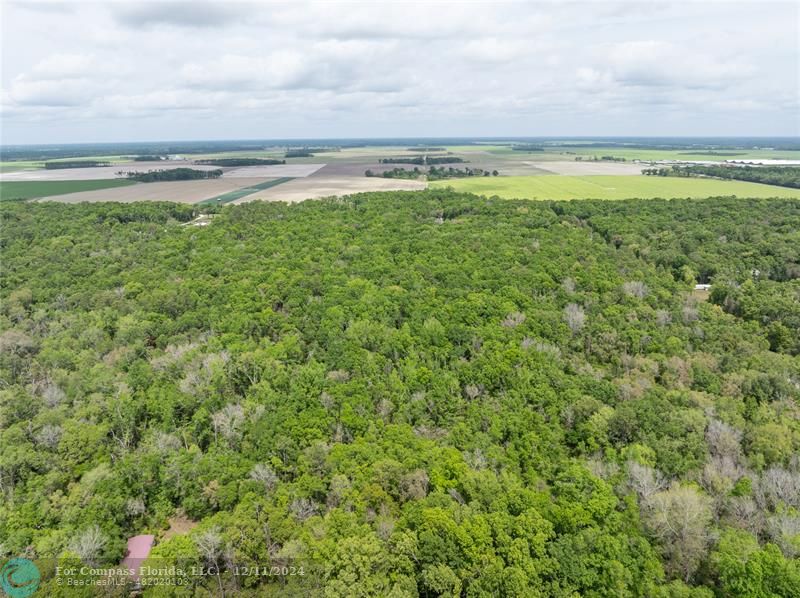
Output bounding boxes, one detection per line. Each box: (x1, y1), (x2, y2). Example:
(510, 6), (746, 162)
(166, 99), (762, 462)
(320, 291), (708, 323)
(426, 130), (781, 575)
(44, 161), (110, 169)
(379, 156), (467, 165)
(643, 164), (800, 188)
(195, 158), (286, 167)
(118, 168), (223, 182)
(367, 166), (499, 179)
(132, 155), (166, 161)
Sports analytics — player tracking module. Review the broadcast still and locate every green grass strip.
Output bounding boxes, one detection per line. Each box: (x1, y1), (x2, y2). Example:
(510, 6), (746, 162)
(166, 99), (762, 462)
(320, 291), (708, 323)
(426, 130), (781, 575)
(0, 179), (135, 201)
(198, 177), (294, 205)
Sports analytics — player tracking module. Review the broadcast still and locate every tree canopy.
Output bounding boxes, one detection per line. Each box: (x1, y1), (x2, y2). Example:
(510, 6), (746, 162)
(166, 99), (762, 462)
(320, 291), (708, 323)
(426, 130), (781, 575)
(0, 191), (798, 596)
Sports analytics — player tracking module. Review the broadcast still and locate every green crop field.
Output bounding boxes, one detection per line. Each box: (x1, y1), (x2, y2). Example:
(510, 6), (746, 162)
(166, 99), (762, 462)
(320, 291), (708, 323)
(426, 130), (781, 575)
(0, 161), (44, 173)
(0, 179), (136, 201)
(197, 177), (294, 205)
(0, 155), (133, 172)
(431, 175), (800, 200)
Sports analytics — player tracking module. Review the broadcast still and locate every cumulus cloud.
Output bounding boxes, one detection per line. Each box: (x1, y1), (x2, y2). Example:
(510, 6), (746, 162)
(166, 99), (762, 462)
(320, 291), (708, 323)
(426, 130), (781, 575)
(8, 77), (97, 107)
(602, 40), (751, 90)
(9, 1), (74, 14)
(32, 53), (97, 78)
(111, 1), (248, 28)
(0, 0), (797, 142)
(180, 50), (360, 92)
(459, 38), (531, 64)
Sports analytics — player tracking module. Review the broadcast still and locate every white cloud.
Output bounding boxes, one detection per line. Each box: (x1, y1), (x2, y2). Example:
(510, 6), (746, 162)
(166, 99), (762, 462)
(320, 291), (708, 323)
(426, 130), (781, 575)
(575, 67), (614, 90)
(9, 77), (98, 107)
(459, 38), (530, 64)
(180, 50), (355, 91)
(602, 40), (751, 90)
(0, 0), (797, 142)
(32, 53), (97, 78)
(111, 1), (248, 28)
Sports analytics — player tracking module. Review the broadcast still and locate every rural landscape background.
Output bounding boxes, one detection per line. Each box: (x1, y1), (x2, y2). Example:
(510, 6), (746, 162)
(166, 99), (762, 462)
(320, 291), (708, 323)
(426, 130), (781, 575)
(3, 137), (800, 205)
(1, 1), (799, 597)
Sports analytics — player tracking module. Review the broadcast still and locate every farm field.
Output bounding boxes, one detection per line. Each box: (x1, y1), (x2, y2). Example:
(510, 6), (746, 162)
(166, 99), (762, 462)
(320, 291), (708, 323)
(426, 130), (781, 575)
(223, 163), (325, 177)
(531, 160), (646, 175)
(2, 142), (797, 174)
(478, 143), (800, 162)
(232, 175), (426, 203)
(198, 177), (294, 205)
(431, 174), (800, 200)
(0, 160), (45, 173)
(0, 161), (222, 181)
(0, 155), (133, 172)
(0, 179), (135, 201)
(445, 150), (800, 170)
(547, 147), (800, 162)
(3, 141), (799, 204)
(38, 178), (269, 204)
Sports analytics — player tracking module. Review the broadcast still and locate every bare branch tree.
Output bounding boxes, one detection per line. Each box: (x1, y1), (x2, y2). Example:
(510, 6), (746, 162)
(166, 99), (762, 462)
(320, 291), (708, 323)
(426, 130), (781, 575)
(35, 424), (62, 450)
(400, 469), (429, 502)
(501, 311), (526, 328)
(626, 461), (666, 504)
(622, 281), (648, 299)
(68, 525), (107, 566)
(289, 498), (318, 522)
(706, 419), (742, 461)
(755, 466), (800, 510)
(643, 484), (712, 582)
(249, 463), (278, 493)
(211, 404), (246, 448)
(195, 528), (225, 598)
(564, 303), (586, 334)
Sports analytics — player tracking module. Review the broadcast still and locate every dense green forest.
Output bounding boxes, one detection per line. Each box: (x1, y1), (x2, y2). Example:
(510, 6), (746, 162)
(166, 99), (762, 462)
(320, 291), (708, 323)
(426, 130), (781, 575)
(0, 192), (799, 597)
(121, 168), (224, 182)
(643, 165), (800, 189)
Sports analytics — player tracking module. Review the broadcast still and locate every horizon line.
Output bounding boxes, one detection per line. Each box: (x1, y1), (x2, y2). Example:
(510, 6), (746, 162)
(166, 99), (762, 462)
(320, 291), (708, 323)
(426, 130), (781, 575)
(3, 134), (800, 149)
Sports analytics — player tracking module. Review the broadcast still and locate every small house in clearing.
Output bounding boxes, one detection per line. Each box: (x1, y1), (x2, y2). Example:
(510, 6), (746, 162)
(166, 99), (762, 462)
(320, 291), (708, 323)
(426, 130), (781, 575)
(121, 534), (155, 581)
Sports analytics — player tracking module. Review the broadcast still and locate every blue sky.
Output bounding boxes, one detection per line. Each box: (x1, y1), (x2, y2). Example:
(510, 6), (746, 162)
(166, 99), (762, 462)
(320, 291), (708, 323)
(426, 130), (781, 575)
(1, 0), (798, 144)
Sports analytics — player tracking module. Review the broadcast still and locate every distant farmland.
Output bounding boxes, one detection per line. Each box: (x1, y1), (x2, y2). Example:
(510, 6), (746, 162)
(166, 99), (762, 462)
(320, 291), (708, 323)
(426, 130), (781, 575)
(5, 141), (800, 204)
(198, 177), (294, 205)
(0, 179), (135, 201)
(35, 178), (270, 204)
(431, 175), (800, 200)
